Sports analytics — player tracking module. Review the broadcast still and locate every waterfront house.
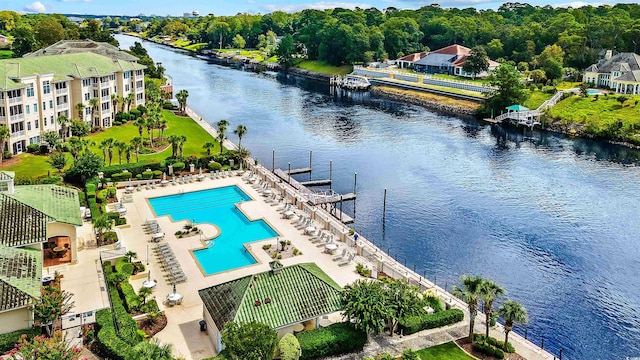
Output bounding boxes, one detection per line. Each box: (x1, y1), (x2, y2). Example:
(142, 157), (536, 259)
(583, 50), (640, 94)
(198, 262), (342, 352)
(0, 51), (145, 155)
(412, 44), (499, 78)
(395, 51), (430, 69)
(0, 171), (82, 334)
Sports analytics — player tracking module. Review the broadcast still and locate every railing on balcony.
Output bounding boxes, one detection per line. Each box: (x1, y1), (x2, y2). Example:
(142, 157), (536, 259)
(9, 114), (24, 122)
(8, 97), (23, 104)
(57, 103), (69, 111)
(102, 108), (111, 115)
(11, 130), (25, 138)
(101, 96), (110, 102)
(55, 88), (68, 95)
(101, 82), (109, 88)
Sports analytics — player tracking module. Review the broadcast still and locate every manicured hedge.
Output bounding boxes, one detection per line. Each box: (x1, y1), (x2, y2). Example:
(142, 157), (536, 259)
(474, 334), (515, 353)
(172, 162), (186, 172)
(296, 322), (367, 360)
(473, 340), (505, 359)
(101, 162), (162, 178)
(152, 170), (162, 179)
(111, 172), (132, 181)
(399, 308), (464, 335)
(141, 171), (154, 180)
(120, 281), (141, 312)
(208, 161), (222, 171)
(0, 327), (42, 353)
(95, 308), (134, 360)
(97, 189), (108, 202)
(88, 197), (100, 218)
(86, 183), (97, 198)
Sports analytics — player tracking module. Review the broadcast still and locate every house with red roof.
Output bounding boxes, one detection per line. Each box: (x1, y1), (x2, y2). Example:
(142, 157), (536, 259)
(395, 51), (430, 69)
(410, 44), (499, 78)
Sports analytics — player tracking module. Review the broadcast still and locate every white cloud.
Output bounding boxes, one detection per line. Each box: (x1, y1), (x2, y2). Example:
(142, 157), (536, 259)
(263, 1), (373, 12)
(24, 1), (46, 12)
(59, 0), (92, 2)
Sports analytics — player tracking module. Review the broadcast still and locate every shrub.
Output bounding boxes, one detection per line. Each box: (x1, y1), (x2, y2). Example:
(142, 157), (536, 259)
(399, 309), (464, 335)
(473, 340), (505, 359)
(115, 218), (126, 226)
(376, 354), (394, 360)
(95, 309), (134, 359)
(401, 349), (420, 360)
(542, 85), (557, 94)
(115, 258), (134, 275)
(26, 143), (40, 153)
(152, 170), (162, 179)
(86, 183), (97, 198)
(279, 333), (301, 360)
(3, 151), (12, 160)
(96, 189), (108, 202)
(141, 171), (154, 180)
(107, 186), (117, 198)
(296, 322), (367, 360)
(172, 161), (186, 172)
(120, 281), (141, 312)
(262, 244), (272, 250)
(474, 334), (515, 353)
(111, 172), (132, 181)
(135, 174), (142, 179)
(130, 109), (141, 118)
(0, 327), (42, 353)
(101, 162), (162, 178)
(208, 161), (222, 171)
(88, 197), (100, 218)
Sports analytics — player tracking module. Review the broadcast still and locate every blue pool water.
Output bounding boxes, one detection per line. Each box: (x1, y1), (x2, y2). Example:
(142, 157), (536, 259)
(587, 89), (602, 95)
(148, 186), (279, 274)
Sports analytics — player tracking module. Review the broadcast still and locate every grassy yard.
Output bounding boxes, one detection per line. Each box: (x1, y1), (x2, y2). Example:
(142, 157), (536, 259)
(87, 110), (219, 165)
(548, 93), (640, 139)
(524, 90), (554, 109)
(417, 342), (475, 360)
(432, 73), (489, 85)
(3, 110), (219, 177)
(172, 39), (207, 52)
(293, 59), (353, 75)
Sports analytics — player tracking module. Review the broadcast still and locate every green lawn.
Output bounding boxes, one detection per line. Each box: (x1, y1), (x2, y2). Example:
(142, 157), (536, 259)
(417, 342), (475, 360)
(293, 60), (353, 75)
(1, 152), (73, 179)
(172, 39), (207, 52)
(524, 90), (554, 109)
(87, 110), (219, 165)
(548, 93), (640, 140)
(432, 73), (489, 85)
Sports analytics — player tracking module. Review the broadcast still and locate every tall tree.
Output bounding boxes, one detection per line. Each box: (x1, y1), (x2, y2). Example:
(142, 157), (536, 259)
(0, 126), (9, 164)
(498, 300), (528, 352)
(463, 46), (490, 79)
(221, 321), (278, 360)
(31, 286), (74, 336)
(382, 279), (423, 337)
(341, 279), (387, 335)
(75, 102), (85, 120)
(34, 18), (65, 47)
(452, 275), (484, 344)
(217, 119), (229, 155)
(175, 89), (189, 115)
(48, 152), (67, 174)
(485, 64), (528, 115)
(479, 280), (505, 338)
(130, 136), (143, 162)
(275, 34), (296, 68)
(233, 124), (247, 148)
(57, 114), (70, 142)
(88, 98), (100, 128)
(7, 331), (82, 360)
(66, 151), (104, 185)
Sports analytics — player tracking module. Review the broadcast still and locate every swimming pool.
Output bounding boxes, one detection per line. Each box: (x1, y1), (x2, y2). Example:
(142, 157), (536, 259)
(148, 186), (278, 274)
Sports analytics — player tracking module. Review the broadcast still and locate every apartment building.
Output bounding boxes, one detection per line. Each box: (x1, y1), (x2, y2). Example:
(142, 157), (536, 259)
(0, 52), (145, 155)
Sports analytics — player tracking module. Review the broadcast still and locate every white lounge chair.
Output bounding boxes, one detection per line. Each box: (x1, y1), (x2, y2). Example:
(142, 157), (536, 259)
(332, 249), (347, 261)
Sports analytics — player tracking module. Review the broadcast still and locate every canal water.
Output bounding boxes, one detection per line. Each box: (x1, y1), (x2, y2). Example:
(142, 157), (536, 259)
(116, 34), (640, 359)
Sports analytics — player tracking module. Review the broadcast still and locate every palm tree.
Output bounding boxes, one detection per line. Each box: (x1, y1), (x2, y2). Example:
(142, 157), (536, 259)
(57, 115), (70, 142)
(452, 275), (484, 344)
(125, 93), (134, 112)
(217, 119), (228, 155)
(498, 300), (528, 352)
(146, 115), (155, 147)
(125, 251), (138, 263)
(68, 137), (83, 159)
(118, 95), (126, 113)
(233, 124), (247, 148)
(133, 118), (146, 138)
(138, 287), (152, 305)
(176, 89), (189, 115)
(203, 142), (216, 156)
(75, 102), (85, 120)
(88, 98), (100, 128)
(116, 141), (130, 164)
(130, 137), (142, 162)
(124, 144), (132, 163)
(0, 126), (10, 164)
(479, 280), (505, 338)
(81, 138), (95, 153)
(158, 119), (168, 139)
(178, 135), (187, 157)
(93, 214), (113, 246)
(111, 94), (119, 114)
(128, 338), (173, 360)
(167, 135), (180, 158)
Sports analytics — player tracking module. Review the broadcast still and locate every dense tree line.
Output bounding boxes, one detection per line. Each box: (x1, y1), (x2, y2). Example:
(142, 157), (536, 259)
(0, 11), (116, 56)
(138, 3), (640, 70)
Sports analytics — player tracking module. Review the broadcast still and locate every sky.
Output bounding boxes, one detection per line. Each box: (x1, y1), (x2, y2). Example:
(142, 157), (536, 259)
(6, 0), (636, 16)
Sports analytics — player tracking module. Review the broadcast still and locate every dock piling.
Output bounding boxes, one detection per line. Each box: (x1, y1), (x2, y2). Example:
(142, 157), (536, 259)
(288, 163), (291, 184)
(329, 160), (333, 190)
(272, 149), (275, 172)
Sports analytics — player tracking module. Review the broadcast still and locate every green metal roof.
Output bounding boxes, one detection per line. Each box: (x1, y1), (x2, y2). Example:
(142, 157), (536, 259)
(0, 246), (42, 312)
(506, 104), (530, 111)
(0, 52), (146, 90)
(0, 194), (53, 247)
(199, 263), (342, 330)
(11, 185), (82, 226)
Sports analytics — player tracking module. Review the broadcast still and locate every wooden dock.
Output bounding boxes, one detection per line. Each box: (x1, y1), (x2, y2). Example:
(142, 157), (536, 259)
(300, 179), (332, 187)
(331, 208), (354, 224)
(284, 167), (312, 175)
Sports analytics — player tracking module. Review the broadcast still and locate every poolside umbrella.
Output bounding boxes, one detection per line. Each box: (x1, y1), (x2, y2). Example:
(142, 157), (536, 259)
(129, 179), (132, 187)
(162, 172), (166, 181)
(199, 167), (203, 176)
(172, 283), (176, 294)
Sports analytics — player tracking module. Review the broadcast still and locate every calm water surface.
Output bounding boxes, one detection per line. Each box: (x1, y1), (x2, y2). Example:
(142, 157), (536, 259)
(117, 34), (640, 359)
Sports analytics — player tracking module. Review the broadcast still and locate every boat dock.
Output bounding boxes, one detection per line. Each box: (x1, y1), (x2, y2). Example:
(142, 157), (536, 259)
(283, 167), (312, 175)
(330, 75), (371, 90)
(300, 179), (332, 187)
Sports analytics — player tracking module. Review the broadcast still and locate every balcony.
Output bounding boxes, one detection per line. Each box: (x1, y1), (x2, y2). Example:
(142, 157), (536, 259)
(101, 95), (110, 102)
(11, 130), (25, 138)
(101, 108), (111, 115)
(8, 97), (23, 105)
(55, 88), (68, 95)
(57, 103), (69, 111)
(136, 87), (144, 93)
(9, 114), (24, 122)
(101, 82), (109, 88)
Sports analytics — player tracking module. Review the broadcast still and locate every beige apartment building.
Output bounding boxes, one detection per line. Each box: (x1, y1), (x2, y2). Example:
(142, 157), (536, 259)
(0, 52), (145, 155)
